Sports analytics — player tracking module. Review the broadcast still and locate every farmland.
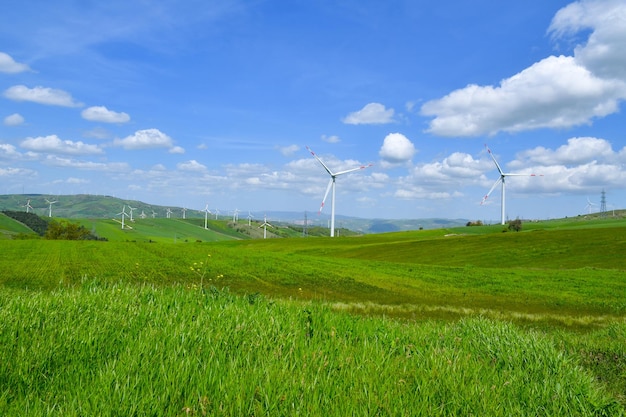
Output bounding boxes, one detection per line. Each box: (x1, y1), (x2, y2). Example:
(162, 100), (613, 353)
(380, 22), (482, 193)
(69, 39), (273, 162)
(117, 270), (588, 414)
(0, 212), (625, 415)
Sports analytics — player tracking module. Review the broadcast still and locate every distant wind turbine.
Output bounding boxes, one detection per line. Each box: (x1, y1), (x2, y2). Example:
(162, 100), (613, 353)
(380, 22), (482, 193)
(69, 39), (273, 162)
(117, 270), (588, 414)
(127, 205), (136, 222)
(247, 211), (253, 227)
(45, 198), (57, 217)
(116, 205), (130, 229)
(585, 198), (597, 214)
(202, 204), (211, 229)
(166, 208), (172, 219)
(24, 199), (33, 213)
(182, 207), (187, 219)
(481, 144), (542, 225)
(258, 214), (273, 239)
(306, 146), (372, 237)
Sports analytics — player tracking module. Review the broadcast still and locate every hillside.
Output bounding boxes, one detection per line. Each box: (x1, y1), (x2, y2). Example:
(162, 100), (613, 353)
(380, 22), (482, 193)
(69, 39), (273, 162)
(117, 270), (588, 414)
(0, 194), (469, 233)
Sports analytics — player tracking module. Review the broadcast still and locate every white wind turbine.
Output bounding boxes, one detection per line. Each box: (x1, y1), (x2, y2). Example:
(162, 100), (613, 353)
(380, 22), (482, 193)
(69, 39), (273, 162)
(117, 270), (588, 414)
(24, 199), (33, 213)
(151, 210), (157, 219)
(127, 205), (136, 222)
(585, 198), (597, 214)
(116, 205), (130, 229)
(182, 207), (187, 219)
(139, 210), (147, 219)
(247, 211), (253, 227)
(306, 146), (372, 237)
(481, 144), (542, 225)
(214, 208), (220, 220)
(166, 208), (172, 219)
(45, 198), (57, 217)
(202, 204), (211, 229)
(258, 214), (273, 239)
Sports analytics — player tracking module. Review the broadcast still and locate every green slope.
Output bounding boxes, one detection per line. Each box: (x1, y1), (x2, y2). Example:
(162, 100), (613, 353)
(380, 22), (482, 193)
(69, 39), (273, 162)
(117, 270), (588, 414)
(0, 212), (36, 239)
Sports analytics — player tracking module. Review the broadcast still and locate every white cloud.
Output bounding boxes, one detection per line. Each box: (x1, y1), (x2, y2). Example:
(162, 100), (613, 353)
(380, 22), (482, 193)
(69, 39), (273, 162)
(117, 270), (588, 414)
(278, 144), (299, 156)
(114, 128), (174, 150)
(421, 56), (626, 136)
(422, 0), (626, 137)
(20, 135), (103, 155)
(513, 137), (615, 167)
(379, 133), (416, 163)
(0, 143), (22, 159)
(44, 155), (130, 172)
(549, 0), (626, 80)
(81, 106), (130, 123)
(0, 52), (30, 73)
(3, 85), (83, 107)
(177, 160), (207, 172)
(169, 146), (185, 154)
(0, 167), (35, 177)
(321, 134), (340, 143)
(3, 113), (24, 126)
(342, 103), (395, 125)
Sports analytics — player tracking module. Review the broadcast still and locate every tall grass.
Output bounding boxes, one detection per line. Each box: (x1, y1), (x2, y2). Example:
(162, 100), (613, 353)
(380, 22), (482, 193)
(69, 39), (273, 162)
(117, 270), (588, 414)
(0, 282), (621, 416)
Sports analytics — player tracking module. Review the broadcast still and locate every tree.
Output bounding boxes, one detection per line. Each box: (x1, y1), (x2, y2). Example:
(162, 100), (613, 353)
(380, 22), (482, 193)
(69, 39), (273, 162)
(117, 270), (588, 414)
(44, 220), (93, 240)
(508, 218), (522, 232)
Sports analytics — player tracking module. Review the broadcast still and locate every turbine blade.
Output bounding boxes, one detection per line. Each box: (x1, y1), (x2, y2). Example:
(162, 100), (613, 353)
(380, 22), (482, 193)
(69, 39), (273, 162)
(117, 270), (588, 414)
(481, 177), (502, 205)
(319, 178), (333, 214)
(306, 145), (334, 176)
(335, 163), (374, 176)
(485, 144), (504, 176)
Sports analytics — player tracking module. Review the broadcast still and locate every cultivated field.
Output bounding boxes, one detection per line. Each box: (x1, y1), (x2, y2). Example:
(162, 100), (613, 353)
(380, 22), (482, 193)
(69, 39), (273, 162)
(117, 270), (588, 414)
(1, 215), (625, 415)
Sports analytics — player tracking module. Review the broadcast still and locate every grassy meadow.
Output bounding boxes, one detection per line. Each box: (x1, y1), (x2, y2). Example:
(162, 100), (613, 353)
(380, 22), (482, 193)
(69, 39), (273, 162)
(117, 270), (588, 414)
(0, 214), (625, 415)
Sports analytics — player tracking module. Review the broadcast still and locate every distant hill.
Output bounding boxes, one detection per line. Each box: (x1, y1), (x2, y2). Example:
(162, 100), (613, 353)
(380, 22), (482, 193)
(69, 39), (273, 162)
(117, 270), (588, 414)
(0, 194), (470, 233)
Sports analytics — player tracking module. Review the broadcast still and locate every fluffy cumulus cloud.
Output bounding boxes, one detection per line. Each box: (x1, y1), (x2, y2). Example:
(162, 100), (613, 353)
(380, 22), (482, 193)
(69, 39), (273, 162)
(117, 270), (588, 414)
(379, 133), (416, 163)
(421, 0), (626, 137)
(81, 106), (130, 123)
(342, 103), (395, 125)
(513, 137), (616, 167)
(3, 113), (24, 126)
(177, 160), (207, 172)
(114, 128), (175, 150)
(20, 135), (103, 155)
(3, 85), (83, 107)
(278, 144), (299, 156)
(0, 52), (30, 73)
(549, 0), (626, 80)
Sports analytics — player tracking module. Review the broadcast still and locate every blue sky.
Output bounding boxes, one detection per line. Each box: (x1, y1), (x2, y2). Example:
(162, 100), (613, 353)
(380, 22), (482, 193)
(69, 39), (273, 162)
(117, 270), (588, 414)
(1, 0), (625, 221)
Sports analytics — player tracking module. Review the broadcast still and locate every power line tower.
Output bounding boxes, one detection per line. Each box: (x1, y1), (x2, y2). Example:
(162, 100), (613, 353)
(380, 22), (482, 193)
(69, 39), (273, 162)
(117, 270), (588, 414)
(302, 211), (308, 237)
(600, 189), (607, 216)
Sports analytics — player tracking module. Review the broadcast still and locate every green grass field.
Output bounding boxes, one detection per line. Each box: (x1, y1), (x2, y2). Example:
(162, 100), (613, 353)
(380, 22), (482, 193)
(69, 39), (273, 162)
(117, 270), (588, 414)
(1, 214), (625, 414)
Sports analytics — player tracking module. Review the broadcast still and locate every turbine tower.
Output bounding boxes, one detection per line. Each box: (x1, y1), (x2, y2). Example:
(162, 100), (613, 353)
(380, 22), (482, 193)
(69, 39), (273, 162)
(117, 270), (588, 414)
(127, 205), (136, 222)
(306, 146), (372, 237)
(258, 214), (273, 239)
(182, 207), (187, 219)
(45, 198), (57, 217)
(116, 205), (130, 229)
(202, 204), (211, 229)
(481, 144), (542, 225)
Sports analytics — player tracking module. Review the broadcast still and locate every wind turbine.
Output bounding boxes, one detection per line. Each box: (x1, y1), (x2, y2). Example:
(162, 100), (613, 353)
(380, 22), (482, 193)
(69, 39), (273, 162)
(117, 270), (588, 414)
(214, 208), (220, 220)
(166, 208), (172, 219)
(182, 207), (187, 219)
(151, 210), (157, 219)
(306, 146), (372, 237)
(585, 198), (597, 214)
(232, 208), (240, 223)
(247, 211), (253, 227)
(24, 199), (33, 213)
(202, 204), (211, 229)
(116, 205), (130, 229)
(258, 214), (273, 239)
(127, 205), (136, 222)
(45, 198), (57, 217)
(481, 144), (542, 225)
(139, 210), (147, 219)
